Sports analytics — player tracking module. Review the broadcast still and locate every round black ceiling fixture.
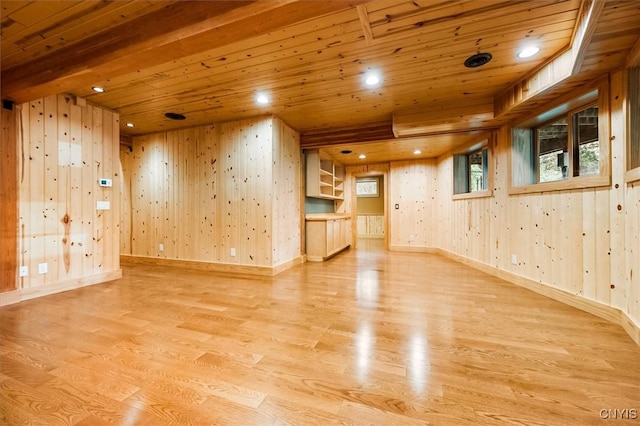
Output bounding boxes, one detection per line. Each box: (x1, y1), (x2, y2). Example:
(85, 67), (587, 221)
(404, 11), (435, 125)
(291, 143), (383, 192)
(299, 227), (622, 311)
(164, 112), (186, 120)
(340, 149), (353, 154)
(464, 52), (492, 68)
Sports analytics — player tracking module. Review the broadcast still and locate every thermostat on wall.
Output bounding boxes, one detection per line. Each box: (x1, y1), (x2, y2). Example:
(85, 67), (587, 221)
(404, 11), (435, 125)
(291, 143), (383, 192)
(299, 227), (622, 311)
(98, 178), (112, 187)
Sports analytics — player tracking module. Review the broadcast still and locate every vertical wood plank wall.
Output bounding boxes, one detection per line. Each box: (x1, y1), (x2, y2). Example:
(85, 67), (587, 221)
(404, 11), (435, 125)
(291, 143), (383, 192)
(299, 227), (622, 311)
(121, 115), (301, 270)
(5, 94), (121, 302)
(388, 160), (437, 250)
(430, 69), (639, 332)
(272, 117), (302, 266)
(1, 105), (18, 292)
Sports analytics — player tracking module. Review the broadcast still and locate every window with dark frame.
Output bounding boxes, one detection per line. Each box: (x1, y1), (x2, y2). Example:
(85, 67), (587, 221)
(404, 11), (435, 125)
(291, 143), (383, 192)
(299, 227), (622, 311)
(535, 104), (598, 184)
(454, 146), (489, 195)
(511, 83), (607, 192)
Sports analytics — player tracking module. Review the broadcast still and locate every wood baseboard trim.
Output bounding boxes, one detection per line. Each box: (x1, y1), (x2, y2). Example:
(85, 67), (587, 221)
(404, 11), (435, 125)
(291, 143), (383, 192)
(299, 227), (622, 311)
(120, 255), (303, 276)
(272, 256), (305, 275)
(0, 269), (122, 307)
(388, 244), (438, 253)
(436, 249), (640, 347)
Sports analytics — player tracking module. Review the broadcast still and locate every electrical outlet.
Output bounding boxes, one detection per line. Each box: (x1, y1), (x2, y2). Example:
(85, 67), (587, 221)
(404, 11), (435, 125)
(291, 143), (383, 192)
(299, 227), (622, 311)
(230, 248), (236, 257)
(409, 234), (415, 242)
(159, 243), (164, 252)
(96, 200), (110, 210)
(38, 263), (48, 274)
(19, 266), (28, 277)
(511, 254), (518, 265)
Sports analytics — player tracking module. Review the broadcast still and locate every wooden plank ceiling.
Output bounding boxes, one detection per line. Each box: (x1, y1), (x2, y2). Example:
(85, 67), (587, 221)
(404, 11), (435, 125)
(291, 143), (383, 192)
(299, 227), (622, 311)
(2, 0), (639, 164)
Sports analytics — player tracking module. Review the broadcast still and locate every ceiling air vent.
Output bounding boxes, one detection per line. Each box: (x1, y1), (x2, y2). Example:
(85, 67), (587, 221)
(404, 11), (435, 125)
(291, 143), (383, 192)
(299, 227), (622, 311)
(164, 112), (186, 120)
(464, 52), (492, 68)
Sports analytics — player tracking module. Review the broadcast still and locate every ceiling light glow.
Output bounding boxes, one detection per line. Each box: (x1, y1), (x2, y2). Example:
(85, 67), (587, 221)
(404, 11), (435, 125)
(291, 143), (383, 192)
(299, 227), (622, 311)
(126, 122), (135, 128)
(256, 94), (269, 105)
(517, 46), (540, 59)
(413, 149), (422, 155)
(92, 86), (105, 93)
(363, 70), (381, 87)
(359, 154), (367, 159)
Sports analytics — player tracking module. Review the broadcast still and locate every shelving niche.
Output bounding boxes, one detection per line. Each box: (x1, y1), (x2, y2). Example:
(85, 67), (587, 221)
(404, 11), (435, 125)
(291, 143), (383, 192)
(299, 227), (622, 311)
(306, 150), (344, 200)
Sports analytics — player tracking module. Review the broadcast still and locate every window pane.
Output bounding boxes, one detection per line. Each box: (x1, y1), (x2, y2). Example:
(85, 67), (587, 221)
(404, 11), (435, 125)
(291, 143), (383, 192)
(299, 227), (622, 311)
(537, 118), (568, 182)
(356, 179), (378, 197)
(468, 150), (484, 192)
(573, 106), (599, 176)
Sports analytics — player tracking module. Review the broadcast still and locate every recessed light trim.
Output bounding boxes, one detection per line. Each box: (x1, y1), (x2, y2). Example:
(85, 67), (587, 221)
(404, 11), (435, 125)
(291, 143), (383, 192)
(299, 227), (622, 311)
(340, 150), (353, 154)
(517, 46), (540, 59)
(164, 112), (186, 120)
(413, 149), (422, 155)
(464, 52), (492, 68)
(126, 122), (135, 128)
(358, 154), (366, 159)
(92, 86), (105, 93)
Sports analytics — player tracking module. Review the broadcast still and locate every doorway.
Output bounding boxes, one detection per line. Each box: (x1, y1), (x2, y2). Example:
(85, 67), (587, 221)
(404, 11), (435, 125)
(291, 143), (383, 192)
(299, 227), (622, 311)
(355, 175), (385, 249)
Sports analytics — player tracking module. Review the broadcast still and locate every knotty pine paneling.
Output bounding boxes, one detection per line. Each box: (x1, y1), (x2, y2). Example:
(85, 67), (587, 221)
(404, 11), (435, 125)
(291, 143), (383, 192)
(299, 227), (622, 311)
(388, 160), (437, 249)
(122, 115), (301, 269)
(1, 105), (18, 292)
(433, 69), (639, 330)
(272, 117), (302, 266)
(15, 94), (121, 293)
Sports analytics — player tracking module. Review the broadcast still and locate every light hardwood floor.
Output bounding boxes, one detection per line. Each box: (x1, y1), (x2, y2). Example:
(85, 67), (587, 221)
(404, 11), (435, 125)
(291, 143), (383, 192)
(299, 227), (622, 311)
(1, 240), (639, 425)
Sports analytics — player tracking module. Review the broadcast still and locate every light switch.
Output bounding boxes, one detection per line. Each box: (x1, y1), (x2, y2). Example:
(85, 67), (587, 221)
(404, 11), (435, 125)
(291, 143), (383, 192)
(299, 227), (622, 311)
(38, 263), (48, 274)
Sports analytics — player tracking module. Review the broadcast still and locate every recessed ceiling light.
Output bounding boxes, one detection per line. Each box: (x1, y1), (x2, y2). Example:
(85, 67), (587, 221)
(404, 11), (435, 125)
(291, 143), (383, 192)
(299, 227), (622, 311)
(256, 93), (269, 105)
(517, 46), (540, 59)
(92, 86), (105, 93)
(340, 150), (352, 154)
(164, 112), (186, 120)
(413, 149), (422, 155)
(358, 154), (366, 159)
(126, 122), (135, 128)
(363, 70), (381, 87)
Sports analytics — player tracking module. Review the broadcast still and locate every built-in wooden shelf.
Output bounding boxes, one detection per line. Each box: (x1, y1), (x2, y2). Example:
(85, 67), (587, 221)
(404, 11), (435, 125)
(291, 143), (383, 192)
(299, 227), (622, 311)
(306, 150), (345, 200)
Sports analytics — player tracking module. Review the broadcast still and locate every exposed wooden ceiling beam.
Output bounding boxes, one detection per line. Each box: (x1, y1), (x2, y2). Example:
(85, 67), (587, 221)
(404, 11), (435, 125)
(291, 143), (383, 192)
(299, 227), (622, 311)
(1, 0), (367, 104)
(393, 100), (495, 138)
(356, 5), (374, 45)
(300, 121), (394, 149)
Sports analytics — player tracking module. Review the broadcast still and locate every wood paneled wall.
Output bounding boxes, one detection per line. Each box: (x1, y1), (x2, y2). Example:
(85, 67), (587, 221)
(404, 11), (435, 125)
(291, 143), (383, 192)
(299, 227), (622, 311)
(432, 69), (639, 333)
(272, 118), (302, 266)
(388, 160), (437, 250)
(121, 115), (301, 271)
(1, 105), (18, 292)
(8, 94), (121, 302)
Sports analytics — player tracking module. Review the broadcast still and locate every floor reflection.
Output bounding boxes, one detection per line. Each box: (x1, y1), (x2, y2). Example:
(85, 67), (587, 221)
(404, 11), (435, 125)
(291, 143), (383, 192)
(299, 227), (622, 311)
(355, 269), (379, 308)
(406, 331), (430, 394)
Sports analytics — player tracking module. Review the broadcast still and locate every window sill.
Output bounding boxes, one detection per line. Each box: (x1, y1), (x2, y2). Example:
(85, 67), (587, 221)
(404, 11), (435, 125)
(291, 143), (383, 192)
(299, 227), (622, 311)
(508, 175), (610, 195)
(452, 190), (492, 200)
(626, 167), (640, 184)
